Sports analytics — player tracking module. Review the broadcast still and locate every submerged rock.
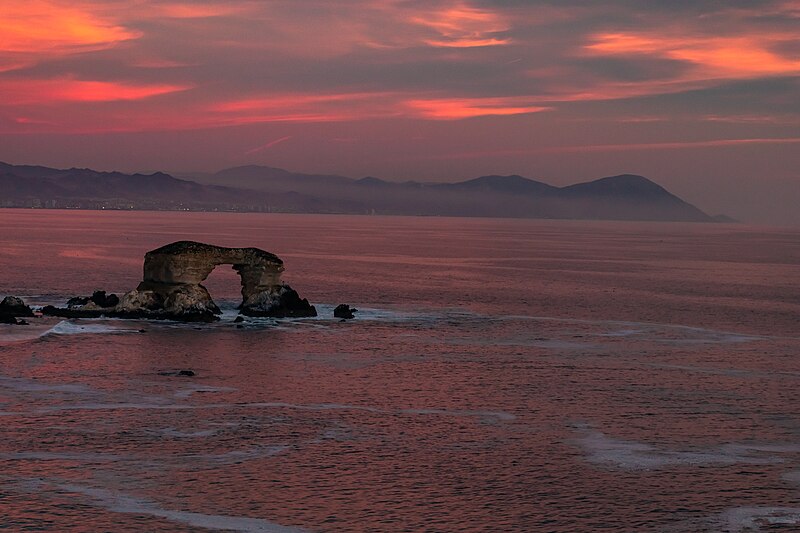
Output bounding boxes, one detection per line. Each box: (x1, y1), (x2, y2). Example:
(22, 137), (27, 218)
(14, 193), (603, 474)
(333, 304), (357, 319)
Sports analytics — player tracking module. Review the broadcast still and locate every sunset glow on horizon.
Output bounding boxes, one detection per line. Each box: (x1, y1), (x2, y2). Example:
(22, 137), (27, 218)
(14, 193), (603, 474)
(1, 0), (799, 223)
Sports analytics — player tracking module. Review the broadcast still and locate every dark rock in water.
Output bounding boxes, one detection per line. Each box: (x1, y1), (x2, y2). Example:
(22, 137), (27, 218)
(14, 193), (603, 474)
(41, 305), (107, 319)
(234, 315), (244, 323)
(333, 304), (357, 319)
(158, 370), (196, 377)
(90, 290), (119, 308)
(59, 290), (121, 317)
(0, 296), (34, 317)
(240, 284), (317, 318)
(67, 296), (90, 308)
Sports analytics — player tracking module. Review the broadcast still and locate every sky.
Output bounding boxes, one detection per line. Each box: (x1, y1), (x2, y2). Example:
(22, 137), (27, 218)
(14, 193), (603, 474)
(1, 0), (799, 224)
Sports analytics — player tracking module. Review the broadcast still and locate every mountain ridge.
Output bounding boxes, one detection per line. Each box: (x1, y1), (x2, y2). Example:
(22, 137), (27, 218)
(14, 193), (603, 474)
(0, 161), (724, 222)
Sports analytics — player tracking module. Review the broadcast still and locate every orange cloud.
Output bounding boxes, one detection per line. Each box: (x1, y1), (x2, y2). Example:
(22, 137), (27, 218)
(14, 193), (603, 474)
(1, 79), (190, 104)
(586, 32), (800, 78)
(0, 1), (139, 54)
(406, 98), (551, 119)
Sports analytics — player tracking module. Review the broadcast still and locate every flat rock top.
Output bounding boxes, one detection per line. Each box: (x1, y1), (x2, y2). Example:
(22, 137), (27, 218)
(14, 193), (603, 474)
(147, 241), (282, 264)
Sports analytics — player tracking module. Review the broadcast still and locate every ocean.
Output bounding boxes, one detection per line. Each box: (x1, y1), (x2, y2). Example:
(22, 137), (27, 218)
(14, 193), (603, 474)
(1, 209), (800, 531)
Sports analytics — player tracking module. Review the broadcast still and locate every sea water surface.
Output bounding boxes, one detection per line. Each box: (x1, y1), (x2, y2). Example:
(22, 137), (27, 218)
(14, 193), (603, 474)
(1, 209), (800, 532)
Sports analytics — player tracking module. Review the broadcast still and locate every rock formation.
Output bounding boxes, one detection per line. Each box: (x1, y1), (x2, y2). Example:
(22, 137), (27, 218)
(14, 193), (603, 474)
(114, 241), (316, 321)
(333, 304), (357, 319)
(0, 296), (34, 324)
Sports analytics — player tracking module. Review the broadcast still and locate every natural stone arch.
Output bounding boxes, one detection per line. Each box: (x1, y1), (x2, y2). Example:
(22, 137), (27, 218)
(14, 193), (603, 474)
(142, 241), (284, 305)
(118, 241), (316, 321)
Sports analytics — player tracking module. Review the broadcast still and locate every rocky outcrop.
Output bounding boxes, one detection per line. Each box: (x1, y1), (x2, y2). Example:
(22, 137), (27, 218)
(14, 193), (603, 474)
(42, 290), (122, 319)
(0, 296), (34, 325)
(115, 241), (316, 321)
(1, 296), (34, 317)
(333, 304), (357, 319)
(240, 284), (317, 318)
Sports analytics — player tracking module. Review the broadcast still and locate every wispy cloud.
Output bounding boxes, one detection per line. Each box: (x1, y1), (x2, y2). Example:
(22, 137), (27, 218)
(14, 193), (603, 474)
(411, 2), (510, 48)
(245, 135), (293, 154)
(405, 97), (551, 119)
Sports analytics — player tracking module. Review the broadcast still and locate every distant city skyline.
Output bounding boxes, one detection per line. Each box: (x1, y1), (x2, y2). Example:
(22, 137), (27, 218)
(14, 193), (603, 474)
(1, 1), (799, 224)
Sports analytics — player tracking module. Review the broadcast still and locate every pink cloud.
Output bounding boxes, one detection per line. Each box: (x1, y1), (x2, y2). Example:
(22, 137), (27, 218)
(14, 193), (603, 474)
(1, 79), (191, 104)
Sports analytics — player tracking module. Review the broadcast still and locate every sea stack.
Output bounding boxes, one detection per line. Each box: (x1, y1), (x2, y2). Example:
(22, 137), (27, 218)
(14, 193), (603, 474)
(114, 241), (317, 321)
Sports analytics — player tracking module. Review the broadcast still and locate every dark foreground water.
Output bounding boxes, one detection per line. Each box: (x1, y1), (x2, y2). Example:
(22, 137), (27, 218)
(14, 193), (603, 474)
(1, 210), (800, 532)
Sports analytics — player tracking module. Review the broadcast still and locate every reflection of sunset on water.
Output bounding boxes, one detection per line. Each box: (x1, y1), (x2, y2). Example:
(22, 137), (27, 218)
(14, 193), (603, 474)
(2, 211), (800, 529)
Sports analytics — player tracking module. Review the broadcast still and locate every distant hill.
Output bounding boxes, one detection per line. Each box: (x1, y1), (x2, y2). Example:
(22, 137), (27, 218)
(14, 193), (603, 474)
(1, 161), (720, 222)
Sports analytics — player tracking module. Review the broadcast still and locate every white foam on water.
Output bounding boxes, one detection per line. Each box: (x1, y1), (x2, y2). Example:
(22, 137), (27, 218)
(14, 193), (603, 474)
(44, 320), (139, 337)
(574, 427), (791, 470)
(717, 506), (800, 532)
(22, 480), (307, 532)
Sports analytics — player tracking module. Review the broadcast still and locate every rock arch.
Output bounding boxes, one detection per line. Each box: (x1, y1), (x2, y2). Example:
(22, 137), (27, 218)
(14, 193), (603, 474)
(117, 241), (316, 321)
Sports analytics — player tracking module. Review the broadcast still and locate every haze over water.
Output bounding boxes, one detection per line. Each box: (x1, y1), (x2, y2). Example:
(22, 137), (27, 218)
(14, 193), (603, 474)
(2, 209), (800, 531)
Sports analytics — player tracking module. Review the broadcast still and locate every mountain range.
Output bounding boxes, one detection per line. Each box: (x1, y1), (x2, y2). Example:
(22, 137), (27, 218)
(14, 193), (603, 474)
(0, 161), (726, 222)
